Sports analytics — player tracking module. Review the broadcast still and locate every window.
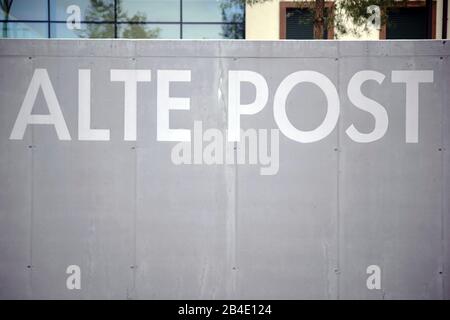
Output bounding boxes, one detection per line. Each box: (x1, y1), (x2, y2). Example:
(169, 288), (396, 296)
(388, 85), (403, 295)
(119, 0), (180, 22)
(50, 23), (115, 39)
(49, 0), (114, 22)
(1, 0), (47, 21)
(118, 24), (180, 39)
(183, 0), (244, 23)
(183, 23), (244, 39)
(1, 21), (47, 38)
(0, 0), (245, 39)
(380, 1), (436, 39)
(387, 7), (428, 39)
(280, 1), (334, 40)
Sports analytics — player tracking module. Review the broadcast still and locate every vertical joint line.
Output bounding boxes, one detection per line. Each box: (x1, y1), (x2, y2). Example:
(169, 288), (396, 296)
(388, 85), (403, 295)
(132, 146), (137, 296)
(440, 60), (447, 299)
(233, 141), (238, 294)
(336, 45), (341, 300)
(131, 58), (138, 297)
(29, 131), (35, 296)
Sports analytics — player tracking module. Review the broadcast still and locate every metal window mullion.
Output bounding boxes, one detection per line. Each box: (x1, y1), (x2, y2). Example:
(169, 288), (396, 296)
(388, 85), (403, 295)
(243, 0), (246, 39)
(114, 0), (118, 38)
(180, 0), (183, 39)
(47, 0), (50, 38)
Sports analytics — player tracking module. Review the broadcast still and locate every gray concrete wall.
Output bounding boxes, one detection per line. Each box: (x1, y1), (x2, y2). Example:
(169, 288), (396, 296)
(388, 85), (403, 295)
(0, 39), (448, 299)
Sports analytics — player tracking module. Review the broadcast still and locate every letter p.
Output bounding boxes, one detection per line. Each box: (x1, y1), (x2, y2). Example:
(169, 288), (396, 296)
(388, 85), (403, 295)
(227, 71), (268, 141)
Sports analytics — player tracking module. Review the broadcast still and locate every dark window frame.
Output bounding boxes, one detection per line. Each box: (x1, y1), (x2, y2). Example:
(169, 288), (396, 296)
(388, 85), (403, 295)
(380, 0), (437, 39)
(279, 1), (334, 40)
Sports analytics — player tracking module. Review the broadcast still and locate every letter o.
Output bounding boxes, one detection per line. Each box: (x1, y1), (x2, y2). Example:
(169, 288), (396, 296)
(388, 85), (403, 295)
(273, 71), (340, 143)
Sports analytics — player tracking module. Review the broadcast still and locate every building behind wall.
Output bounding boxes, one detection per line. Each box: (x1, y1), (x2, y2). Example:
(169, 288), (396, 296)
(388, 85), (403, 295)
(246, 0), (450, 40)
(0, 0), (449, 40)
(0, 0), (245, 39)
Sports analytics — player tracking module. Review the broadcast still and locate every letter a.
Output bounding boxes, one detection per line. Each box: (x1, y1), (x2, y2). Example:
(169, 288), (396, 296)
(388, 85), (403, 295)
(66, 265), (81, 290)
(10, 69), (71, 140)
(366, 265), (381, 290)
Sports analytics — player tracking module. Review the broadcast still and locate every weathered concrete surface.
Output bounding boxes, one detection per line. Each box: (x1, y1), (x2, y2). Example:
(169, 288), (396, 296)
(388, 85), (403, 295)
(0, 39), (449, 299)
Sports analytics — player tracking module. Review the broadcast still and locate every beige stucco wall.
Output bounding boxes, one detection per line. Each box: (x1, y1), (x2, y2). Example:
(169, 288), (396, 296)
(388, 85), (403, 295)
(245, 0), (448, 40)
(434, 0), (450, 39)
(245, 0), (379, 40)
(245, 0), (281, 40)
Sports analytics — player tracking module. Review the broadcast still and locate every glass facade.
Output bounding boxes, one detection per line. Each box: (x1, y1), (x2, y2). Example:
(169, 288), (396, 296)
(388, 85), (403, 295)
(0, 0), (245, 39)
